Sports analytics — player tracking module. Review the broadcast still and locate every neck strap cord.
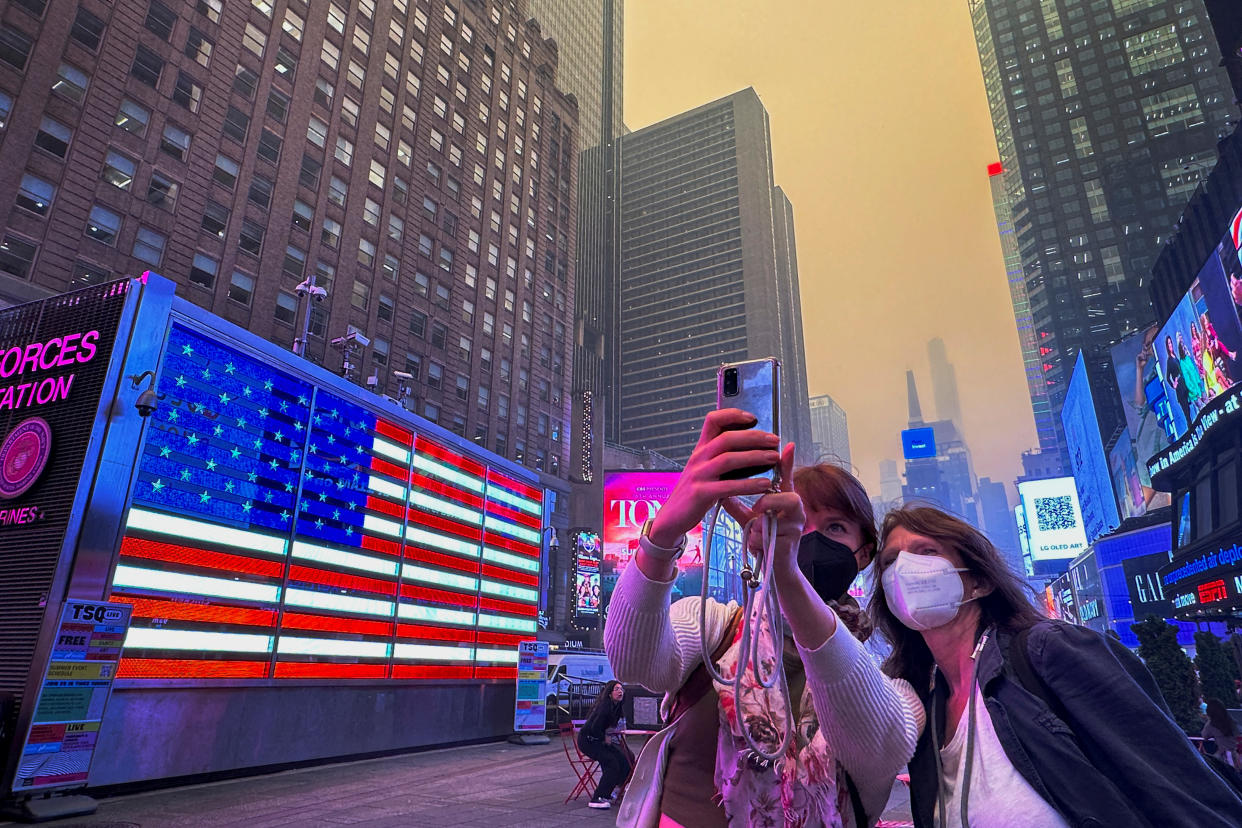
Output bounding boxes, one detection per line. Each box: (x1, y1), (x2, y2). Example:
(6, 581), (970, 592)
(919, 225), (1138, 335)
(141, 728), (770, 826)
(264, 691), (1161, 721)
(697, 502), (794, 763)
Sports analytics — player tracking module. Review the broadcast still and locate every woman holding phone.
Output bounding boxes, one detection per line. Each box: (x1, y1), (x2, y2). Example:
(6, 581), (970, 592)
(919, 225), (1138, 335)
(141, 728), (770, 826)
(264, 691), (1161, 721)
(604, 408), (921, 827)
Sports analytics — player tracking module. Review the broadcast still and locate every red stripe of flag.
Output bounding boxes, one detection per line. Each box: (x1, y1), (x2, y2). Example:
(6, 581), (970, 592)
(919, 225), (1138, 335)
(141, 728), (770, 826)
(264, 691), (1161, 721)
(393, 664), (474, 679)
(117, 658), (268, 679)
(402, 546), (481, 576)
(274, 662), (390, 679)
(404, 506), (483, 543)
(479, 596), (537, 616)
(483, 532), (540, 558)
(366, 494), (406, 519)
(486, 470), (541, 500)
(410, 472), (485, 509)
(109, 595), (277, 628)
(480, 563), (538, 587)
(396, 623), (476, 642)
(475, 665), (518, 679)
(279, 612), (395, 637)
(370, 456), (409, 483)
(400, 584), (481, 608)
(417, 436), (485, 477)
(375, 419), (413, 445)
(120, 536), (285, 579)
(287, 565), (398, 596)
(476, 630), (530, 647)
(361, 535), (402, 557)
(483, 499), (541, 529)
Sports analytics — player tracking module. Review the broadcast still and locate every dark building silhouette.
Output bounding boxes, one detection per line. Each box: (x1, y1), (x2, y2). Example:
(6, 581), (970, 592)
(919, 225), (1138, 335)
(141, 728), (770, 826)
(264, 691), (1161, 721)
(0, 0), (580, 485)
(971, 0), (1236, 466)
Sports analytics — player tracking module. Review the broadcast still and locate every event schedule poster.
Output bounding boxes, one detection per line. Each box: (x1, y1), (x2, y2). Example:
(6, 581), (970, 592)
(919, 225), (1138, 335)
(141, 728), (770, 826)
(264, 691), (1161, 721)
(513, 640), (549, 732)
(13, 600), (131, 792)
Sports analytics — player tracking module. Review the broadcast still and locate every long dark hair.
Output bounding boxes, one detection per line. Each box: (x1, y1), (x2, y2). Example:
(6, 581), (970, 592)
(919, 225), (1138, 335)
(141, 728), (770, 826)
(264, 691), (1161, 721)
(1206, 698), (1237, 737)
(794, 463), (878, 565)
(871, 506), (1046, 685)
(586, 680), (622, 721)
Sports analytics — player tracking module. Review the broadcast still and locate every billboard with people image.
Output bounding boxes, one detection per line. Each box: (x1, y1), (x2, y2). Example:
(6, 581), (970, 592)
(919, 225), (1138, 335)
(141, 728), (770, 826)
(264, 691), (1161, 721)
(1151, 205), (1242, 441)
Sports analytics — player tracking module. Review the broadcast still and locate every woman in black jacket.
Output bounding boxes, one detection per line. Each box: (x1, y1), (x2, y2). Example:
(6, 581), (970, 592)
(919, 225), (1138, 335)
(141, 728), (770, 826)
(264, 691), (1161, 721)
(577, 680), (630, 810)
(870, 506), (1242, 827)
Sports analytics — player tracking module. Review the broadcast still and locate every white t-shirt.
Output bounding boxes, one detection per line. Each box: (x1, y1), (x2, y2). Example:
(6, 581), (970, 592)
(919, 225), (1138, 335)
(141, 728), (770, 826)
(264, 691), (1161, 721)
(936, 686), (1071, 828)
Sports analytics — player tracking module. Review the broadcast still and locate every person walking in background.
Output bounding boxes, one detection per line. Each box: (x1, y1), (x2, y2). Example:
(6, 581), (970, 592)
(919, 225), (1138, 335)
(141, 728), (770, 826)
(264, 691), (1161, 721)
(867, 505), (1242, 827)
(578, 680), (631, 809)
(1203, 697), (1241, 771)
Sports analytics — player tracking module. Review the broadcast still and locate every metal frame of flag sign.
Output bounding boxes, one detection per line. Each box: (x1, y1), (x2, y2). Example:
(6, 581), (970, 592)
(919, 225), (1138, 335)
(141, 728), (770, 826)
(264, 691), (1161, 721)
(11, 601), (131, 792)
(513, 640), (548, 732)
(107, 321), (543, 683)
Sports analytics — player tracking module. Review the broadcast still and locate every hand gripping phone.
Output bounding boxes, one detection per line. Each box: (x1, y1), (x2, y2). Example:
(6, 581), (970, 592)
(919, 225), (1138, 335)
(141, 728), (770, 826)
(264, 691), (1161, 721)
(716, 357), (781, 484)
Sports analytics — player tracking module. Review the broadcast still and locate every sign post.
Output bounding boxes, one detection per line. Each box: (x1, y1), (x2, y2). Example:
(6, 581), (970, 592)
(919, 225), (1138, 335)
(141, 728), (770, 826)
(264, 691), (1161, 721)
(509, 640), (549, 745)
(2, 599), (131, 821)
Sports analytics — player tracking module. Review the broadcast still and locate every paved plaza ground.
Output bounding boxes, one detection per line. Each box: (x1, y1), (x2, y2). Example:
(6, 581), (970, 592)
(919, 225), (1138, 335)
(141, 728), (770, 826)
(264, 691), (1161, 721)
(1, 738), (913, 827)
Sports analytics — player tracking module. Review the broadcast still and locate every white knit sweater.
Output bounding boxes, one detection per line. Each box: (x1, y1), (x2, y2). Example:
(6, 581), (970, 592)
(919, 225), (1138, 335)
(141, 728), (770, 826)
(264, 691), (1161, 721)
(604, 561), (925, 822)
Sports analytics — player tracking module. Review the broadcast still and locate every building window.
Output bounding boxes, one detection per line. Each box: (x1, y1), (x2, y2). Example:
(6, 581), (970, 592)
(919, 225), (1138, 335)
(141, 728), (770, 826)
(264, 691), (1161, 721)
(248, 173), (273, 209)
(292, 200), (313, 232)
(431, 323), (446, 349)
(228, 270), (255, 305)
(196, 0), (222, 22)
(71, 8), (105, 51)
(189, 252), (218, 288)
(329, 176), (348, 207)
(144, 1), (177, 41)
(35, 116), (71, 158)
(300, 154), (322, 190)
(238, 219), (264, 257)
(256, 129), (281, 163)
(358, 238), (375, 267)
(267, 88), (291, 123)
(132, 227), (166, 266)
(283, 245), (306, 278)
(102, 150), (136, 190)
(222, 106), (250, 143)
(185, 27), (213, 67)
(378, 294), (394, 322)
(173, 72), (203, 112)
(16, 174), (53, 216)
(0, 25), (33, 71)
(275, 291), (297, 325)
(409, 309), (426, 338)
(233, 66), (258, 99)
(427, 362), (442, 389)
(52, 63), (89, 102)
(70, 260), (112, 288)
(131, 45), (164, 87)
(321, 217), (341, 248)
(274, 46), (297, 80)
(147, 171), (178, 210)
(201, 201), (229, 238)
(161, 124), (191, 161)
(243, 22), (266, 57)
(0, 235), (37, 279)
(307, 116), (328, 148)
(351, 280), (370, 310)
(85, 205), (121, 245)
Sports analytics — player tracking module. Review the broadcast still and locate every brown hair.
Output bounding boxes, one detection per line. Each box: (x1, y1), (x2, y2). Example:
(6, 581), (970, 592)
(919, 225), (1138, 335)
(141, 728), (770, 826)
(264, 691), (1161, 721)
(793, 463), (877, 564)
(871, 505), (1046, 684)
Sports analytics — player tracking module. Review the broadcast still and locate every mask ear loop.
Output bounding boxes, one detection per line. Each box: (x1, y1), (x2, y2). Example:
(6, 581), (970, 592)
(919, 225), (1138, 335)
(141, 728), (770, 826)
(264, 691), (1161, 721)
(699, 501), (794, 763)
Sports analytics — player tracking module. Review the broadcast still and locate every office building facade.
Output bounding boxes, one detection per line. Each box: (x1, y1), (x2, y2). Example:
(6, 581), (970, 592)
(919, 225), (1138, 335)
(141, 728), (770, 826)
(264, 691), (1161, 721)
(809, 393), (850, 468)
(970, 0), (1235, 464)
(0, 0), (580, 486)
(617, 89), (811, 463)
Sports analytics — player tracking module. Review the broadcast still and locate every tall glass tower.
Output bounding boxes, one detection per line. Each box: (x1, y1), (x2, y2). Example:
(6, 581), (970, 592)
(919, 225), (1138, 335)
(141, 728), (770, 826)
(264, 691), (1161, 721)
(970, 0), (1235, 464)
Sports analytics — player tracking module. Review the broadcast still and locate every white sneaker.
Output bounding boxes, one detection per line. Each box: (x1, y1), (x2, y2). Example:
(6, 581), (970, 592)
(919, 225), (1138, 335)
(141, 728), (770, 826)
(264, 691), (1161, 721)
(587, 798), (612, 809)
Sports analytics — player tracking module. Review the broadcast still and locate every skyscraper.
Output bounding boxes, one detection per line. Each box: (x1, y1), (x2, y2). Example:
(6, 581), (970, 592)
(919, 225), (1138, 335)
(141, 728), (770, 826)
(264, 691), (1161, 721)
(902, 371), (980, 525)
(970, 0), (1235, 463)
(808, 393), (850, 468)
(928, 337), (963, 431)
(0, 0), (580, 484)
(977, 476), (1022, 572)
(617, 89), (811, 463)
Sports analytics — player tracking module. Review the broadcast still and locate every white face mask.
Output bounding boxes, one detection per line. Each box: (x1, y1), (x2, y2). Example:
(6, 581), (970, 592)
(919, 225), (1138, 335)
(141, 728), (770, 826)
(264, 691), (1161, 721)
(882, 550), (975, 631)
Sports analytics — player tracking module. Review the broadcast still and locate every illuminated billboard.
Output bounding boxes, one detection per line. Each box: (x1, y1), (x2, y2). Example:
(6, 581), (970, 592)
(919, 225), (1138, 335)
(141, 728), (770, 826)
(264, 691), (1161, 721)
(109, 322), (542, 681)
(1147, 205), (1242, 478)
(573, 531), (601, 619)
(602, 472), (704, 573)
(1061, 353), (1119, 544)
(1109, 327), (1173, 515)
(901, 427), (937, 460)
(1017, 477), (1088, 562)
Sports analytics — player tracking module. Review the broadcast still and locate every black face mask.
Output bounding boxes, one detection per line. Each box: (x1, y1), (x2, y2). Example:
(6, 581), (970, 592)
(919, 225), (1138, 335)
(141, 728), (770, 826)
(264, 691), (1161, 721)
(797, 531), (859, 604)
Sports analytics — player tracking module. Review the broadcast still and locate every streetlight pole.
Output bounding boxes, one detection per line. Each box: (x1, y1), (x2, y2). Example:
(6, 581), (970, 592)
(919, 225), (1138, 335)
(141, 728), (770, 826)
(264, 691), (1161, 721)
(292, 273), (327, 357)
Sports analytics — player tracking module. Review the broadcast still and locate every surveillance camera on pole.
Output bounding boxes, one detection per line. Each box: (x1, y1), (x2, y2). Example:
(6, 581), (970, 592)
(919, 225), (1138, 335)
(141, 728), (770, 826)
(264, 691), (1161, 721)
(292, 274), (328, 357)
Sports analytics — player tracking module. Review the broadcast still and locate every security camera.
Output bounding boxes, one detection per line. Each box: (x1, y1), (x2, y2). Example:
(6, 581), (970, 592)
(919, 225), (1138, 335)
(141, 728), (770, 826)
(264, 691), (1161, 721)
(366, 373), (379, 388)
(393, 371), (413, 381)
(295, 278), (328, 302)
(135, 388), (160, 418)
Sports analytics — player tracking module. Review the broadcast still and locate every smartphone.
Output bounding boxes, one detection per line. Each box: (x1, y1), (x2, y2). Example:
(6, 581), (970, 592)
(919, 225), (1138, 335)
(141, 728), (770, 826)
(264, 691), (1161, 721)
(716, 357), (781, 483)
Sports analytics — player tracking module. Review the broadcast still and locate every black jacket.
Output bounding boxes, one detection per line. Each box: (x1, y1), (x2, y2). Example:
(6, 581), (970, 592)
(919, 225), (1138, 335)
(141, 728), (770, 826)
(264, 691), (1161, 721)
(907, 621), (1242, 828)
(578, 699), (622, 745)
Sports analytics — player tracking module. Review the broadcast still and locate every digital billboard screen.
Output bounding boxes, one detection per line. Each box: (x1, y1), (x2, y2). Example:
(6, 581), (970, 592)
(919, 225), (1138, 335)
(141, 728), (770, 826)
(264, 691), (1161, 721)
(901, 427), (937, 460)
(1108, 327), (1174, 517)
(573, 531), (601, 617)
(1061, 353), (1120, 544)
(108, 322), (542, 682)
(1150, 205), (1242, 442)
(1017, 477), (1088, 561)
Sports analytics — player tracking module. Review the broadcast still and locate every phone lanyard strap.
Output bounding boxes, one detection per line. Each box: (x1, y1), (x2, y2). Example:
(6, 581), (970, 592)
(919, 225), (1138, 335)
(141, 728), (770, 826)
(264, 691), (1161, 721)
(698, 502), (794, 763)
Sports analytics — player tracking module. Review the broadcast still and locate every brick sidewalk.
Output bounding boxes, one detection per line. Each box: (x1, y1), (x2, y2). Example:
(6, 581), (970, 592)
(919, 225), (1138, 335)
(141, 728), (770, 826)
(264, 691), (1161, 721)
(2, 739), (912, 827)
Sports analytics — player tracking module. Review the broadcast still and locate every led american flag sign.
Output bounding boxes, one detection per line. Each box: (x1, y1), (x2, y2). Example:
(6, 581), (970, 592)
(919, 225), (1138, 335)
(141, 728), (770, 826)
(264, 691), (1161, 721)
(108, 323), (542, 682)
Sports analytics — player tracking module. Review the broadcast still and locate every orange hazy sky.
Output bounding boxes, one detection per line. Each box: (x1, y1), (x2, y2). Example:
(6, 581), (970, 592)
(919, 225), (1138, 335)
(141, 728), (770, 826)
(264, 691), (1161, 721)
(624, 1), (1038, 500)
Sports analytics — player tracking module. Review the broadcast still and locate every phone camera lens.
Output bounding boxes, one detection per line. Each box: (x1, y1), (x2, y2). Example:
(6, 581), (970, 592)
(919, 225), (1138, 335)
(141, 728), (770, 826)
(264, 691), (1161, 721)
(723, 368), (739, 397)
